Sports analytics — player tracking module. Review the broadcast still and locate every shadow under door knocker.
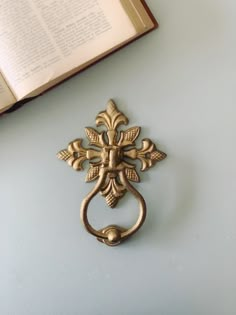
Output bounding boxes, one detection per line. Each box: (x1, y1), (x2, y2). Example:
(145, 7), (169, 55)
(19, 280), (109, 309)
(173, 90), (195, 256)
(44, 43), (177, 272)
(57, 100), (167, 246)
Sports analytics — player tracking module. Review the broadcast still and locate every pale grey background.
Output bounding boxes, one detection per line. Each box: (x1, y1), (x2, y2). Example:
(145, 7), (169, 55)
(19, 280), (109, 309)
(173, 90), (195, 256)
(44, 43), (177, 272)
(0, 0), (236, 314)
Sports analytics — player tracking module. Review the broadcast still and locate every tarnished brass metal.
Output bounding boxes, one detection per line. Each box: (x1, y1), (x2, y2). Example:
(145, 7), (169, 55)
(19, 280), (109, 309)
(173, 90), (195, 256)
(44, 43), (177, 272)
(57, 100), (166, 246)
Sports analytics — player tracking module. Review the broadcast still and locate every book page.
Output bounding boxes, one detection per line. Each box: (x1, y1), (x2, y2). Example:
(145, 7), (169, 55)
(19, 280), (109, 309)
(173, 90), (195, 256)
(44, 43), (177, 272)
(0, 73), (16, 111)
(0, 0), (137, 100)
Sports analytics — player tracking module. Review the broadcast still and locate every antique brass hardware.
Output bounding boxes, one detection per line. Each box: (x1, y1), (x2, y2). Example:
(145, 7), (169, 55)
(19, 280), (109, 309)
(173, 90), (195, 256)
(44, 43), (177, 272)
(57, 100), (166, 246)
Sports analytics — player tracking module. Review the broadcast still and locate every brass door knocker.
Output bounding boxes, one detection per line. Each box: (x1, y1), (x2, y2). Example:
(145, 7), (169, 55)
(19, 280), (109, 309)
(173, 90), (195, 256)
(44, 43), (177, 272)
(57, 100), (166, 246)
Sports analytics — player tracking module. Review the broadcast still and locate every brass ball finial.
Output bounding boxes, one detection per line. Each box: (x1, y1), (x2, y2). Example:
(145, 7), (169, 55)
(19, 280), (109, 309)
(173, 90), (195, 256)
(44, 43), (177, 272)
(107, 228), (121, 243)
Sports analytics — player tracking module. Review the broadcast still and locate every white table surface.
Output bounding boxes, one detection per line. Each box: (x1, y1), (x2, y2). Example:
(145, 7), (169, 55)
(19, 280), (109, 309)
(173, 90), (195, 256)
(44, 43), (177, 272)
(1, 0), (236, 314)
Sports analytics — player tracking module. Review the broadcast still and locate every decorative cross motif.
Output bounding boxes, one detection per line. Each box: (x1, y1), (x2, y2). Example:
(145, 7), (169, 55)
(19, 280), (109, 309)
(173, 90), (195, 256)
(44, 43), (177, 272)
(57, 100), (166, 246)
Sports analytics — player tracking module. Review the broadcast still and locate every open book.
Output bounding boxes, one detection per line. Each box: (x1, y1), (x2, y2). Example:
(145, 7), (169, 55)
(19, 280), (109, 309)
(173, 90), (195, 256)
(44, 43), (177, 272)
(0, 0), (157, 114)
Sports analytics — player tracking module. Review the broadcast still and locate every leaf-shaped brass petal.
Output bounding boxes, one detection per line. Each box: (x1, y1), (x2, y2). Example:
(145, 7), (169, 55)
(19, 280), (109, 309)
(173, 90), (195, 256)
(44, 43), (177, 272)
(57, 150), (71, 161)
(124, 127), (140, 142)
(85, 165), (100, 182)
(85, 127), (104, 148)
(125, 168), (140, 182)
(118, 126), (141, 147)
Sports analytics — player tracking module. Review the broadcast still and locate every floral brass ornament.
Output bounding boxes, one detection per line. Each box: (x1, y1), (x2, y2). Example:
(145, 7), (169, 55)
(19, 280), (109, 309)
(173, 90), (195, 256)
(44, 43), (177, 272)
(57, 100), (166, 246)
